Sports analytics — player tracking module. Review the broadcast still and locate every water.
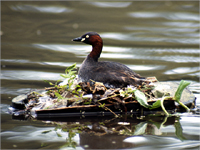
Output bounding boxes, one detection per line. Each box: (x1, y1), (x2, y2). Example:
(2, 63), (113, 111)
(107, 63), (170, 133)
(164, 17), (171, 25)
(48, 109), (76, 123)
(1, 1), (200, 149)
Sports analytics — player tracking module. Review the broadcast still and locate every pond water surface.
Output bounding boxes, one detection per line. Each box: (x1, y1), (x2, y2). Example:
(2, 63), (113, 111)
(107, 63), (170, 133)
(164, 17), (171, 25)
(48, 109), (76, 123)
(1, 1), (200, 149)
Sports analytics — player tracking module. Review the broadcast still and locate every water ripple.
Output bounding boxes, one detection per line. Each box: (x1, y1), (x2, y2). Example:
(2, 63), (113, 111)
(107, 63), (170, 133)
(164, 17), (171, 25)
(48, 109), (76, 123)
(1, 58), (165, 72)
(124, 136), (200, 150)
(128, 12), (199, 21)
(0, 104), (10, 114)
(33, 44), (200, 63)
(33, 44), (91, 55)
(188, 72), (200, 78)
(163, 21), (200, 27)
(164, 67), (200, 75)
(1, 59), (81, 68)
(145, 56), (199, 63)
(1, 87), (33, 95)
(87, 2), (132, 8)
(10, 4), (73, 13)
(1, 126), (73, 143)
(1, 70), (62, 81)
(33, 44), (131, 53)
(147, 48), (200, 54)
(101, 32), (199, 44)
(128, 65), (165, 71)
(124, 26), (198, 33)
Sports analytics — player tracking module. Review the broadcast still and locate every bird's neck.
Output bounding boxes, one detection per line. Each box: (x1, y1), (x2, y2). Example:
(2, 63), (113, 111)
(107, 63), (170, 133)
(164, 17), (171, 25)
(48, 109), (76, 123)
(88, 41), (103, 62)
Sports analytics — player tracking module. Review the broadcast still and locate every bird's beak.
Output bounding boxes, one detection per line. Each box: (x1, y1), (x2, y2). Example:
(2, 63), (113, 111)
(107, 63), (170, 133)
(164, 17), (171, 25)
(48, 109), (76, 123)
(72, 37), (82, 42)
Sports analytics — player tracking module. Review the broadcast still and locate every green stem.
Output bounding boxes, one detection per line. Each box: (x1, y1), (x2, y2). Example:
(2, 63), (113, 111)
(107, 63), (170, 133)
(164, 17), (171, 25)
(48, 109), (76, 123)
(160, 116), (168, 127)
(97, 102), (118, 118)
(161, 96), (171, 116)
(178, 102), (190, 112)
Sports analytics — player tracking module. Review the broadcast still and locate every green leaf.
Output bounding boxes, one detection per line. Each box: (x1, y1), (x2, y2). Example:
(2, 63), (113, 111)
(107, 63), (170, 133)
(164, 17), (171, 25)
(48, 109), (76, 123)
(55, 79), (62, 85)
(56, 132), (62, 137)
(74, 95), (79, 98)
(148, 116), (168, 129)
(69, 71), (77, 75)
(60, 74), (70, 78)
(76, 84), (81, 88)
(134, 90), (150, 108)
(41, 130), (52, 134)
(174, 80), (190, 102)
(76, 88), (82, 92)
(84, 102), (91, 105)
(55, 92), (63, 100)
(151, 121), (162, 129)
(68, 82), (73, 89)
(174, 120), (186, 141)
(174, 80), (191, 112)
(149, 100), (161, 110)
(44, 80), (54, 85)
(133, 122), (148, 135)
(65, 63), (76, 73)
(62, 128), (69, 132)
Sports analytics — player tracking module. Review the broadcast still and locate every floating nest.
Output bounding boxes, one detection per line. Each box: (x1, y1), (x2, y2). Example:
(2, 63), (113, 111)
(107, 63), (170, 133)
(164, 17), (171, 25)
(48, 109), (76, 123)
(10, 77), (196, 118)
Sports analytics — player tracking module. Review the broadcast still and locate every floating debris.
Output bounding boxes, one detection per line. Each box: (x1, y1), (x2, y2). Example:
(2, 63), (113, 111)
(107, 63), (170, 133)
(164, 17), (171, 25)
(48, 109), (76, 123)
(9, 78), (196, 119)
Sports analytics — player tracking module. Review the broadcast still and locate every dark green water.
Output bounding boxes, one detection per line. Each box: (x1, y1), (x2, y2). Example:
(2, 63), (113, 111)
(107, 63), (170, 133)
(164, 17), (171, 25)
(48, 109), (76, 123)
(1, 1), (200, 149)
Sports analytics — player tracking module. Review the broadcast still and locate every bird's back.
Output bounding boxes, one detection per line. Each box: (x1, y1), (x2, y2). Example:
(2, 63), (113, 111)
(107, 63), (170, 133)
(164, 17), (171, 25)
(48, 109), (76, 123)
(78, 59), (145, 88)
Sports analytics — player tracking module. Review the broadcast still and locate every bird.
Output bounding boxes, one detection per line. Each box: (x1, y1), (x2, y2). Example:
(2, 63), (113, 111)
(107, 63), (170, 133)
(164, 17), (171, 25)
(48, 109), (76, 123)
(72, 32), (148, 88)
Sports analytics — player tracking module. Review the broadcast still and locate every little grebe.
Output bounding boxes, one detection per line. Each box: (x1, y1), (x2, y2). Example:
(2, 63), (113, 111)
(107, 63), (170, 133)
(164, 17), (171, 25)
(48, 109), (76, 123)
(72, 32), (147, 88)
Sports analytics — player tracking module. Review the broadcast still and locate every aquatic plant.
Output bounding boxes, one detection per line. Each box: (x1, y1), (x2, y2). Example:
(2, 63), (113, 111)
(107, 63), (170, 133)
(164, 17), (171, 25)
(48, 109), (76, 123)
(120, 80), (191, 116)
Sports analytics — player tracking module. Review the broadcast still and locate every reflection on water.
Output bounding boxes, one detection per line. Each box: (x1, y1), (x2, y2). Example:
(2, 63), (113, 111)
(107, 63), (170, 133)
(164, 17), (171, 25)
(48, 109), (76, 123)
(1, 1), (200, 149)
(1, 115), (200, 149)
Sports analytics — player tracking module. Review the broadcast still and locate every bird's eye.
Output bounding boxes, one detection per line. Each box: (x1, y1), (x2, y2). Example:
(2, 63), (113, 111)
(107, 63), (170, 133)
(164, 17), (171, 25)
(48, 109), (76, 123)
(86, 35), (89, 38)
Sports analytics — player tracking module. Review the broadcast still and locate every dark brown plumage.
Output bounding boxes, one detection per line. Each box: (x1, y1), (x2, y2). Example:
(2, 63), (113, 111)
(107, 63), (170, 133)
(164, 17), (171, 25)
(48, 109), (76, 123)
(72, 32), (147, 88)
